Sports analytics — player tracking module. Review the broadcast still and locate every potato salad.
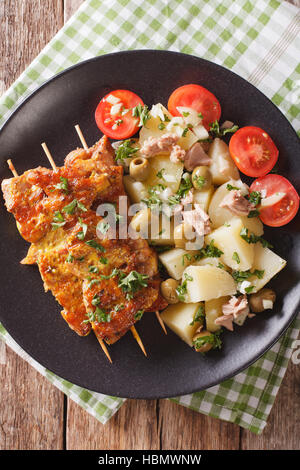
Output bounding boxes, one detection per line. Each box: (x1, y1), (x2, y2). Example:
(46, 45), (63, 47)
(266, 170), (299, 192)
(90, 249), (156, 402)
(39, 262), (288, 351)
(95, 84), (299, 354)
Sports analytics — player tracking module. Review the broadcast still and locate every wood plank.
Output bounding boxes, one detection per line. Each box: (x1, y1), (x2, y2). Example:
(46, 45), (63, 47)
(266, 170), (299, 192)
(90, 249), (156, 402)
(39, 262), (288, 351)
(66, 399), (160, 450)
(158, 400), (240, 450)
(0, 0), (65, 450)
(240, 359), (300, 450)
(64, 0), (83, 22)
(0, 0), (64, 88)
(0, 346), (64, 449)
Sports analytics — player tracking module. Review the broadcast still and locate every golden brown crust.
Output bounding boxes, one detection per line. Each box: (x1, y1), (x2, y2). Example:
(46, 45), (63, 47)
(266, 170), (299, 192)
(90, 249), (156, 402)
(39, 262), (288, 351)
(2, 135), (165, 346)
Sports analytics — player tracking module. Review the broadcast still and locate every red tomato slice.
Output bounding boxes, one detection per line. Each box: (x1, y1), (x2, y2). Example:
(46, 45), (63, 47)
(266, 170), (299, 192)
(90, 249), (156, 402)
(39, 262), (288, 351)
(229, 126), (279, 177)
(250, 174), (299, 227)
(167, 84), (221, 130)
(95, 89), (144, 139)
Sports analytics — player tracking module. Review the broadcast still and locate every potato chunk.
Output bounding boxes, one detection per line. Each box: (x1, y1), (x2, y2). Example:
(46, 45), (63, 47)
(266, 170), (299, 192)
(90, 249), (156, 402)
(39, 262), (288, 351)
(247, 244), (286, 293)
(182, 265), (236, 302)
(193, 186), (214, 212)
(208, 138), (239, 185)
(205, 218), (254, 271)
(144, 155), (184, 193)
(205, 296), (230, 332)
(139, 103), (199, 150)
(159, 248), (197, 280)
(208, 181), (264, 235)
(161, 302), (204, 346)
(149, 214), (175, 246)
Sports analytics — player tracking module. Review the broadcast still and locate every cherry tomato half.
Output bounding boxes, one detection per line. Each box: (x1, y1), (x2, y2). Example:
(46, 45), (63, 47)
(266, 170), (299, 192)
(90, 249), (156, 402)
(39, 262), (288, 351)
(95, 89), (144, 139)
(250, 174), (299, 227)
(167, 84), (221, 130)
(229, 126), (279, 177)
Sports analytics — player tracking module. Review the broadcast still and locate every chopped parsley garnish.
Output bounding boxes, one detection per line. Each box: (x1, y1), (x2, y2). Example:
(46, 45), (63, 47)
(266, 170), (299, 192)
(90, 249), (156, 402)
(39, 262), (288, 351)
(115, 139), (139, 162)
(88, 279), (100, 289)
(54, 177), (69, 194)
(114, 304), (125, 313)
(62, 199), (77, 214)
(182, 253), (193, 265)
(231, 269), (265, 283)
(253, 269), (265, 279)
(66, 253), (74, 263)
(232, 252), (240, 264)
(246, 191), (262, 218)
(231, 270), (252, 283)
(182, 124), (193, 137)
(194, 240), (223, 260)
(62, 199), (87, 215)
(88, 268), (149, 301)
(142, 184), (166, 209)
(118, 271), (149, 299)
(115, 213), (123, 223)
(134, 310), (144, 321)
(246, 191), (261, 219)
(89, 266), (99, 274)
(51, 211), (66, 230)
(84, 307), (111, 324)
(132, 103), (150, 127)
(99, 268), (120, 280)
(209, 120), (239, 138)
(76, 218), (88, 240)
(189, 305), (205, 326)
(98, 221), (110, 234)
(245, 286), (254, 294)
(85, 240), (106, 252)
(193, 330), (222, 352)
(100, 257), (108, 265)
(176, 273), (193, 302)
(91, 294), (101, 306)
(240, 227), (273, 249)
(193, 174), (206, 189)
(182, 111), (190, 117)
(226, 183), (240, 191)
(247, 191), (262, 206)
(168, 174), (193, 206)
(156, 168), (166, 180)
(158, 122), (165, 130)
(77, 200), (88, 212)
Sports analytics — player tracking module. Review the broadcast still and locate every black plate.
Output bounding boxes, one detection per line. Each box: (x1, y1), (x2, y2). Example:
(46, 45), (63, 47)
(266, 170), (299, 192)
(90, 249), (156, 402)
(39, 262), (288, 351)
(0, 50), (299, 399)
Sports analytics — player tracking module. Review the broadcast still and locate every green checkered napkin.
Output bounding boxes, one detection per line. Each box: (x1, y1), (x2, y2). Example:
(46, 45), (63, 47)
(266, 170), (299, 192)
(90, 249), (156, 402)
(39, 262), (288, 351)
(0, 0), (299, 434)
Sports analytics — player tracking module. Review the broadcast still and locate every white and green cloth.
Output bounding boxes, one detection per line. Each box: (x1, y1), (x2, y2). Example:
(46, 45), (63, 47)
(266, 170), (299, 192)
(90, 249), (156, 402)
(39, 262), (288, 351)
(0, 0), (299, 434)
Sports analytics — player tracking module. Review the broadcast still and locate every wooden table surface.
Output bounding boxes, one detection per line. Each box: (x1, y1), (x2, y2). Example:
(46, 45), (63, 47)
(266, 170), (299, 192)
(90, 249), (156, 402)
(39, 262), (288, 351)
(0, 0), (299, 450)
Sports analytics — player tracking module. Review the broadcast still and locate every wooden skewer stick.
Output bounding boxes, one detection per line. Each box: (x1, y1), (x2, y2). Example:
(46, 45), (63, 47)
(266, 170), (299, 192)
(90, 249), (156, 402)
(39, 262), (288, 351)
(155, 311), (167, 335)
(41, 142), (58, 171)
(40, 143), (113, 363)
(7, 159), (18, 177)
(75, 124), (88, 150)
(131, 325), (147, 357)
(95, 337), (113, 364)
